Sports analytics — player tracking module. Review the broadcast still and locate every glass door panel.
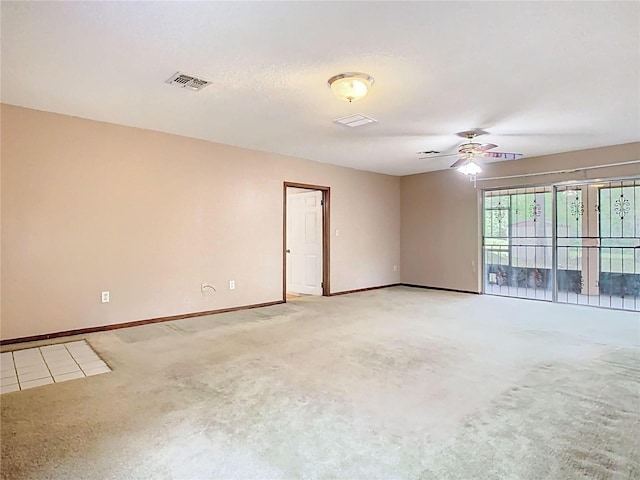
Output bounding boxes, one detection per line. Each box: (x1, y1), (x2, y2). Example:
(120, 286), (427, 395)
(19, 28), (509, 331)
(484, 187), (552, 300)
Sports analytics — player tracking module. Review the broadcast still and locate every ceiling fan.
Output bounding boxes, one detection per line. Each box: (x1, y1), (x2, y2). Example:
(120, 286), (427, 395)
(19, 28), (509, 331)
(418, 130), (523, 175)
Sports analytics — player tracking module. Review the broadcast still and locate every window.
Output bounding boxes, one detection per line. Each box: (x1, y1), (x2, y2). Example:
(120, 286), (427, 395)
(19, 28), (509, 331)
(483, 179), (639, 311)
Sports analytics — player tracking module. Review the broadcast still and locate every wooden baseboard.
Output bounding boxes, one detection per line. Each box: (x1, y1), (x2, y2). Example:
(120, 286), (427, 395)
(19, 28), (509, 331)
(0, 300), (284, 346)
(328, 283), (401, 296)
(2, 284), (479, 346)
(401, 283), (480, 295)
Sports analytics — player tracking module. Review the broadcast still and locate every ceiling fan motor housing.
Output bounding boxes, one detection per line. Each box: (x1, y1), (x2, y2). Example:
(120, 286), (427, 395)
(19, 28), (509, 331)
(459, 142), (482, 153)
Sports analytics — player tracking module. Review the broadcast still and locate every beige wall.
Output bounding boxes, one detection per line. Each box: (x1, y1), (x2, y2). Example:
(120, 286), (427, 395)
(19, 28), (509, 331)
(1, 105), (401, 340)
(401, 143), (640, 292)
(3, 103), (637, 340)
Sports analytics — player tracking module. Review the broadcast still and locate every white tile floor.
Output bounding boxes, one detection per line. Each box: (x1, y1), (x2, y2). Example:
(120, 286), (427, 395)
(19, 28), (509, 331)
(0, 340), (110, 394)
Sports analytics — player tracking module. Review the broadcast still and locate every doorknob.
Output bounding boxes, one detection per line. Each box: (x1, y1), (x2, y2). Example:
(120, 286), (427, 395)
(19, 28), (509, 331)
(286, 249), (291, 253)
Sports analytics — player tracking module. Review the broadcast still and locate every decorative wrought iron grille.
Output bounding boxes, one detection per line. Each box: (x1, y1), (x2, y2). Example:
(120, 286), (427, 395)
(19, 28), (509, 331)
(483, 179), (639, 311)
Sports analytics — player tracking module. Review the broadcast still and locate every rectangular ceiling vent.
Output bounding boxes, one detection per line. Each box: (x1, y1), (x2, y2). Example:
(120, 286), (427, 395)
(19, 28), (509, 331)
(165, 71), (212, 91)
(333, 113), (377, 128)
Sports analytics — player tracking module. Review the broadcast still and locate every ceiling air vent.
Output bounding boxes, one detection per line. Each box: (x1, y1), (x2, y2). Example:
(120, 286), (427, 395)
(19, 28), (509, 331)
(333, 113), (377, 128)
(165, 71), (212, 91)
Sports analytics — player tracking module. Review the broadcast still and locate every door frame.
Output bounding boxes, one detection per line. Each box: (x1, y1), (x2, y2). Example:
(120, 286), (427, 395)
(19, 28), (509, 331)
(283, 182), (330, 300)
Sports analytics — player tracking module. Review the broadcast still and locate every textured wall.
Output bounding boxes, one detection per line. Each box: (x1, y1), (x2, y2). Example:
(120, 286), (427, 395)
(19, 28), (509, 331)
(401, 143), (640, 292)
(1, 105), (401, 339)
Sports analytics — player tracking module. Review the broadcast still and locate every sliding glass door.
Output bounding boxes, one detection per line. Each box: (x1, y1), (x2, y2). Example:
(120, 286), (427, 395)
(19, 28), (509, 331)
(484, 187), (552, 300)
(483, 179), (639, 311)
(597, 181), (639, 309)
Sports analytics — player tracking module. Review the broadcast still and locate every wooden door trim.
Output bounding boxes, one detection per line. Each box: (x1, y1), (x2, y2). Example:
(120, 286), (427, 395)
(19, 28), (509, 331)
(283, 182), (330, 300)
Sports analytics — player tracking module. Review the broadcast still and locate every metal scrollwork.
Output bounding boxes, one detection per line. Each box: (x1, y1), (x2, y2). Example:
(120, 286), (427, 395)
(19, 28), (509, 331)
(570, 198), (584, 221)
(614, 194), (630, 220)
(531, 200), (541, 222)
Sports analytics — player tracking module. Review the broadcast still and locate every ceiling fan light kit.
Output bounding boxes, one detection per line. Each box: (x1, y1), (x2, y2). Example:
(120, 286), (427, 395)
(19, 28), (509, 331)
(328, 72), (374, 102)
(457, 161), (482, 176)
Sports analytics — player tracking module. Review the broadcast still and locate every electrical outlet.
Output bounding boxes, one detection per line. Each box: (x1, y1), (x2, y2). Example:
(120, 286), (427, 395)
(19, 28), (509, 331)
(101, 291), (110, 303)
(229, 280), (235, 290)
(393, 265), (398, 272)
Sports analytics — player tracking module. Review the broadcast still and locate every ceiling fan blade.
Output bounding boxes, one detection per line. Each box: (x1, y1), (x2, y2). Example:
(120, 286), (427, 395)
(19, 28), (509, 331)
(476, 143), (498, 152)
(417, 153), (460, 160)
(482, 151), (523, 160)
(450, 157), (470, 169)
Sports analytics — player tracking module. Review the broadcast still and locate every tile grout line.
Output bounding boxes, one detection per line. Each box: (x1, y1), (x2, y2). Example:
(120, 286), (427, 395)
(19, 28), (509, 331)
(35, 346), (55, 387)
(9, 351), (19, 391)
(77, 341), (110, 374)
(14, 351), (25, 390)
(63, 343), (87, 378)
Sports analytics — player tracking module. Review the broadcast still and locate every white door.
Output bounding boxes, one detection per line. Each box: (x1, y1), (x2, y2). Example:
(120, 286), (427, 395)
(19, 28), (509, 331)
(287, 189), (323, 295)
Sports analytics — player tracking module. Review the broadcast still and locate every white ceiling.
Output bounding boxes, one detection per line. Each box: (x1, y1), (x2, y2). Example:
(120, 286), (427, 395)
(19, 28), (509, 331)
(2, 1), (639, 176)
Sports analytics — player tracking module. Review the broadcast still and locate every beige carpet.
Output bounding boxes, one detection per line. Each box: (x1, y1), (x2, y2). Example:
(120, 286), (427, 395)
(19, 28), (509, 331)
(1, 286), (639, 479)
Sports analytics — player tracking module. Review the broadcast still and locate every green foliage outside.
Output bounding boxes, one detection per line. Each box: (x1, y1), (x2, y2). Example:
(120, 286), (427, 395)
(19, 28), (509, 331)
(484, 185), (639, 274)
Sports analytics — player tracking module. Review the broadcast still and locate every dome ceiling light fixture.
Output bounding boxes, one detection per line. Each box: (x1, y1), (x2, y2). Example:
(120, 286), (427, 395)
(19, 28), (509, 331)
(327, 72), (374, 103)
